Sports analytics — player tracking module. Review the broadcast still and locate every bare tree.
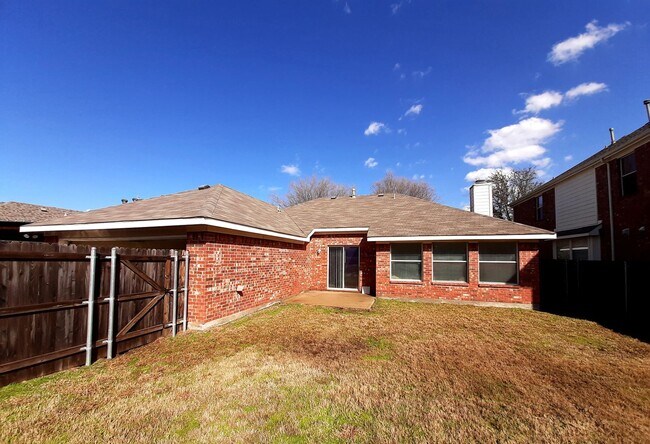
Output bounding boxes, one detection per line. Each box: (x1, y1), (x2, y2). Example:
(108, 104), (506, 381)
(372, 172), (438, 201)
(488, 167), (542, 220)
(272, 176), (351, 208)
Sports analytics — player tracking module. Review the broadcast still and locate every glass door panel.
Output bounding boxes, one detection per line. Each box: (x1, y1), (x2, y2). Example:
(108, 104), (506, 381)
(344, 247), (359, 289)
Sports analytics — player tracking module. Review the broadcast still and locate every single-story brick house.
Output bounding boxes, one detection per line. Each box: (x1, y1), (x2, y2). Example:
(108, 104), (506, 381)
(22, 185), (555, 327)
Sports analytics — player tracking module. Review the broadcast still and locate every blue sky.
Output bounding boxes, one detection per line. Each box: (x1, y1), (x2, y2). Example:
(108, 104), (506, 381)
(1, 1), (649, 210)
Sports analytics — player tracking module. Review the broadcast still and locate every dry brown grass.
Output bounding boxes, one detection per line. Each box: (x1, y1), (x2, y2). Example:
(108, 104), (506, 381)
(1, 299), (649, 443)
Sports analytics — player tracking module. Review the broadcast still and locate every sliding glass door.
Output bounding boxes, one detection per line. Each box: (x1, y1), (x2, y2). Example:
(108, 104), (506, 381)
(328, 246), (359, 290)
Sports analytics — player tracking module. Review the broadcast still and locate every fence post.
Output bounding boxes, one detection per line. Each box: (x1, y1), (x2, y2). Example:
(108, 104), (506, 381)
(84, 247), (98, 366)
(182, 251), (189, 332)
(106, 247), (118, 359)
(171, 250), (179, 337)
(623, 261), (628, 316)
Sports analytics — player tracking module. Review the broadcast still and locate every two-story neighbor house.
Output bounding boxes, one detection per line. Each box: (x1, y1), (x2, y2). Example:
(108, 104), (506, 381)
(513, 102), (650, 261)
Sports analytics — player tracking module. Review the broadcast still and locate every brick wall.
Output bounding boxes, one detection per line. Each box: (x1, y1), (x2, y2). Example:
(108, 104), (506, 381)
(596, 141), (650, 261)
(186, 232), (309, 325)
(513, 189), (555, 258)
(375, 242), (540, 305)
(306, 234), (376, 293)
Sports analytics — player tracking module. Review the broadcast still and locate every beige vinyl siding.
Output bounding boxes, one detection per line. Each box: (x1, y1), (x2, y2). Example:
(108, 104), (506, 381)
(555, 169), (598, 231)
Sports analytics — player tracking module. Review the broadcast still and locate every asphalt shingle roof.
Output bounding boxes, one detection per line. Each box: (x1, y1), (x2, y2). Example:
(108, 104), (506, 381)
(0, 202), (80, 224)
(285, 193), (552, 237)
(27, 185), (553, 239)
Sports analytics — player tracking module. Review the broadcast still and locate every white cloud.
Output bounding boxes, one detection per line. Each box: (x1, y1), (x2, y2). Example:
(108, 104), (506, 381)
(565, 82), (608, 99)
(564, 155), (573, 162)
(412, 174), (425, 180)
(390, 0), (411, 14)
(397, 128), (407, 135)
(548, 20), (630, 65)
(364, 157), (378, 168)
(531, 157), (552, 169)
(518, 82), (607, 114)
(404, 104), (423, 117)
(364, 121), (389, 136)
(280, 164), (300, 176)
(412, 66), (432, 78)
(463, 117), (562, 180)
(393, 63), (401, 71)
(343, 2), (351, 14)
(395, 162), (401, 167)
(521, 91), (563, 114)
(464, 167), (512, 183)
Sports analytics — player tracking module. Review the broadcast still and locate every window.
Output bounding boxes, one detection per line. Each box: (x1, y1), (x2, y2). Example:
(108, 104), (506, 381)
(556, 237), (589, 260)
(479, 243), (518, 285)
(535, 195), (544, 221)
(432, 242), (467, 282)
(390, 243), (422, 281)
(620, 152), (637, 196)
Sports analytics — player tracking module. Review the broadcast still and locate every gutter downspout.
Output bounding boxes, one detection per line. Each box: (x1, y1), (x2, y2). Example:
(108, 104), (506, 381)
(605, 160), (616, 260)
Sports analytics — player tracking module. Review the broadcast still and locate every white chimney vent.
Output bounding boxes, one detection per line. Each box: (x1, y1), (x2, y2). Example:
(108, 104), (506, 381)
(469, 180), (493, 217)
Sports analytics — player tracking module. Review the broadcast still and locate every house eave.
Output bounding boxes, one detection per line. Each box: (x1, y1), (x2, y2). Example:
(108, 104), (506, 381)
(511, 128), (650, 207)
(21, 220), (373, 244)
(21, 217), (311, 243)
(367, 234), (556, 242)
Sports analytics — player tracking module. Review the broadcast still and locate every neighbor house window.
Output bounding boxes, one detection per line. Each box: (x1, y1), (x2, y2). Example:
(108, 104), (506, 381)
(620, 152), (637, 196)
(479, 243), (518, 285)
(432, 242), (467, 282)
(535, 195), (544, 221)
(390, 244), (422, 281)
(556, 237), (589, 260)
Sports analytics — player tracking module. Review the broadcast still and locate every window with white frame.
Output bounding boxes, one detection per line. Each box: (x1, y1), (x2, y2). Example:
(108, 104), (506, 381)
(479, 243), (518, 285)
(620, 152), (637, 196)
(556, 237), (589, 260)
(432, 242), (467, 282)
(535, 195), (544, 221)
(390, 243), (422, 281)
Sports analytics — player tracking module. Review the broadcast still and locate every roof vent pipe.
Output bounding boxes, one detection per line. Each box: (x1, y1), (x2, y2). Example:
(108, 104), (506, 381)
(609, 128), (616, 145)
(644, 99), (650, 122)
(351, 187), (356, 198)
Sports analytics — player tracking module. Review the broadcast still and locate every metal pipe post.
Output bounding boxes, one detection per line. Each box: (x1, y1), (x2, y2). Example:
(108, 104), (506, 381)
(106, 247), (118, 359)
(171, 250), (179, 336)
(182, 251), (189, 331)
(84, 247), (98, 366)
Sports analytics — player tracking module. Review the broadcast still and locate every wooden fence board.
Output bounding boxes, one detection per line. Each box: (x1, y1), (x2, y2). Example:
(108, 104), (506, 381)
(0, 241), (188, 386)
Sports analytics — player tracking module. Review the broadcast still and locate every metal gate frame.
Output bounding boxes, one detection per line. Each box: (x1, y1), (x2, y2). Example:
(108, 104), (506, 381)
(83, 248), (190, 364)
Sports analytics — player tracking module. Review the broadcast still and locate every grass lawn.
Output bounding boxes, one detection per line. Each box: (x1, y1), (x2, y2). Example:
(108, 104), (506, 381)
(1, 300), (649, 443)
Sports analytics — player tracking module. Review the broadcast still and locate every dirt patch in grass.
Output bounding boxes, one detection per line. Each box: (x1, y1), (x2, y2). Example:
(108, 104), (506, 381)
(1, 300), (649, 443)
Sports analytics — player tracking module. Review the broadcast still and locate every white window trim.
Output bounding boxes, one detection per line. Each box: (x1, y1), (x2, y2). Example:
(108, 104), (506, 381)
(432, 242), (468, 283)
(390, 243), (423, 282)
(478, 242), (519, 285)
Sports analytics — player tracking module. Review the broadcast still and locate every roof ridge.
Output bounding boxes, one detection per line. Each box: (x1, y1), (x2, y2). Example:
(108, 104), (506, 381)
(281, 206), (308, 236)
(200, 184), (225, 218)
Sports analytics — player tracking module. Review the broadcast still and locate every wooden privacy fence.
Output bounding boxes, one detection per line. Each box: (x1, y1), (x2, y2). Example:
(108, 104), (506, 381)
(540, 259), (649, 340)
(0, 241), (189, 386)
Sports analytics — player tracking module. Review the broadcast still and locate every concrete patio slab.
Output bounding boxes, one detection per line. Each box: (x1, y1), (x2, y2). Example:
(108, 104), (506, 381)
(286, 290), (375, 310)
